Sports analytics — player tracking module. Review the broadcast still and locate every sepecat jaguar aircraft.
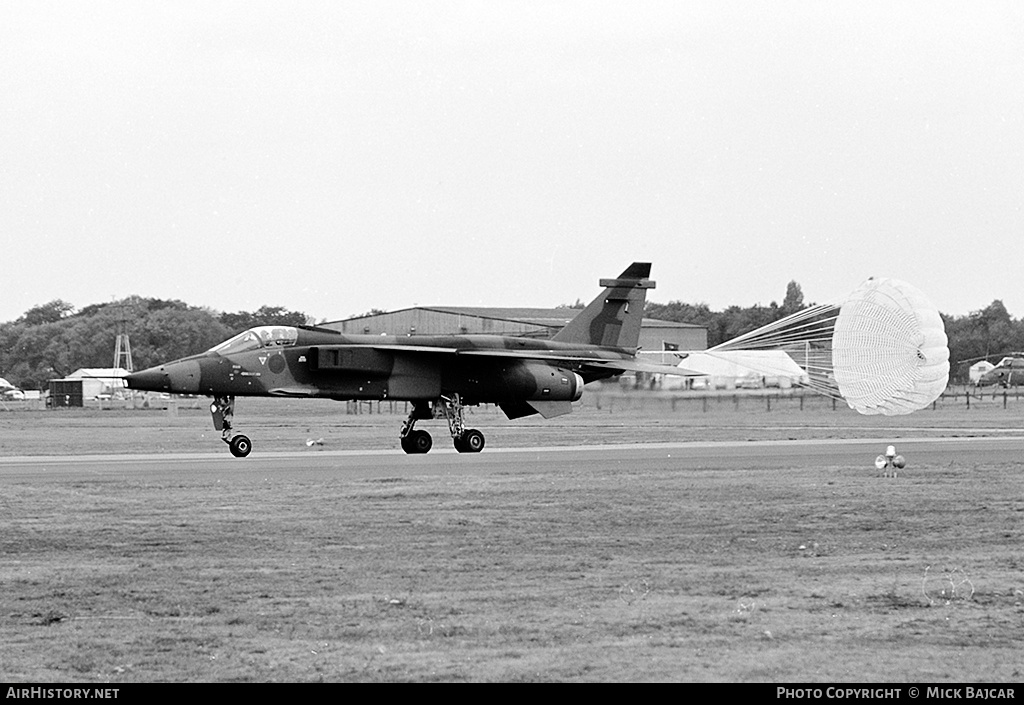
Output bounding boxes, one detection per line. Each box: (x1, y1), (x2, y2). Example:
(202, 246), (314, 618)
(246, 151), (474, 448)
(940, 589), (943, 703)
(125, 263), (701, 456)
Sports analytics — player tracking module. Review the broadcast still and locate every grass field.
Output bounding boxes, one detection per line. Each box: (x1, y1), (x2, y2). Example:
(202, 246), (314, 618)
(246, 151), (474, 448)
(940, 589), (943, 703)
(2, 391), (1023, 682)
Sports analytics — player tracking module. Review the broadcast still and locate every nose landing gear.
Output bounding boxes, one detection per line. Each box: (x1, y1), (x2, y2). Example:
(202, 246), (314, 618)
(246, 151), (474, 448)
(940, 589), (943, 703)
(212, 395), (252, 458)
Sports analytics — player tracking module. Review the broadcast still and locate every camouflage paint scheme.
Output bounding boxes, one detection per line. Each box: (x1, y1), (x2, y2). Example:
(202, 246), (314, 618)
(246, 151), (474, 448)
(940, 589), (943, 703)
(126, 263), (700, 455)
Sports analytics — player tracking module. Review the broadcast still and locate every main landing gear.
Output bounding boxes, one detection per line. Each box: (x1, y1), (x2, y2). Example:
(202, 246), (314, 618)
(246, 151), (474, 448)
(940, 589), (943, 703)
(399, 394), (485, 454)
(207, 394), (483, 458)
(211, 395), (252, 458)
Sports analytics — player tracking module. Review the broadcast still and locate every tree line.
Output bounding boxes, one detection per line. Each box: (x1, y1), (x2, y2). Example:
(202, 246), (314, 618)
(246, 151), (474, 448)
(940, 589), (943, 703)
(0, 298), (308, 390)
(1, 283), (1017, 390)
(644, 281), (1022, 384)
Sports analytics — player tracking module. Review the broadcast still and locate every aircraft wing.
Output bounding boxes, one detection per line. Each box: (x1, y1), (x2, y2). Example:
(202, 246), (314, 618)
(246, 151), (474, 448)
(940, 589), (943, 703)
(321, 344), (704, 376)
(336, 344), (459, 355)
(452, 349), (705, 376)
(581, 358), (706, 376)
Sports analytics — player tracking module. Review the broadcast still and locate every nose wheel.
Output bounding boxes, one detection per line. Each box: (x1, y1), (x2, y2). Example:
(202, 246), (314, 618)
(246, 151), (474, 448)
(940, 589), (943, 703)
(228, 434), (252, 458)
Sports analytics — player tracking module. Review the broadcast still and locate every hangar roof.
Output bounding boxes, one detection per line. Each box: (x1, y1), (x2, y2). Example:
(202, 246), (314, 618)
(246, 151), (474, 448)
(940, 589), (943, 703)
(332, 306), (704, 329)
(63, 368), (129, 380)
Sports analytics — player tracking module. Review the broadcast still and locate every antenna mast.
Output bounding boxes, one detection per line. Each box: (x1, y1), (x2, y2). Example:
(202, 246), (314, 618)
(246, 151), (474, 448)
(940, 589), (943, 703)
(112, 302), (134, 373)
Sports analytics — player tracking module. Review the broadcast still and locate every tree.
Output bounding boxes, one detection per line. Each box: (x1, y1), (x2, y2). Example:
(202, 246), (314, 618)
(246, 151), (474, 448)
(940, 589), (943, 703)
(220, 306), (309, 333)
(645, 300), (727, 346)
(970, 300), (1014, 360)
(124, 306), (228, 369)
(780, 281), (805, 316)
(351, 308), (388, 318)
(20, 300), (75, 326)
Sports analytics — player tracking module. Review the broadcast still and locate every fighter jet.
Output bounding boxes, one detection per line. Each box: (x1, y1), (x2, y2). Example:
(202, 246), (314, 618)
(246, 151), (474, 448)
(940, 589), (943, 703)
(126, 263), (701, 456)
(976, 355), (1024, 387)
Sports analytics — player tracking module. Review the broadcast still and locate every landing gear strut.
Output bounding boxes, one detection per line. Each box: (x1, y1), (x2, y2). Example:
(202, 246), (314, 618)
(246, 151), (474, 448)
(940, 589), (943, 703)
(211, 395), (252, 458)
(398, 394), (485, 454)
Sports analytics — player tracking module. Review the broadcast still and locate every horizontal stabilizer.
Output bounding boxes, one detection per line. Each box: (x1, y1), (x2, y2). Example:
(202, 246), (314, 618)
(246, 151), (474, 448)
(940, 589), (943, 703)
(527, 400), (574, 418)
(499, 401), (538, 419)
(500, 400), (573, 420)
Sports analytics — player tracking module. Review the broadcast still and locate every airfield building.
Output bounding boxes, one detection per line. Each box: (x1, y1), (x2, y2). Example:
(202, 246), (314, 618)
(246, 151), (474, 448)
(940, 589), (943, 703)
(969, 360), (995, 384)
(321, 306), (708, 353)
(48, 368), (129, 407)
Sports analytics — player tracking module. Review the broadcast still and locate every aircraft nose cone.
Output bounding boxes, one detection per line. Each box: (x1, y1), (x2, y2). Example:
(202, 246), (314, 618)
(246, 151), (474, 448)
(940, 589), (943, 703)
(125, 367), (168, 392)
(126, 360), (201, 393)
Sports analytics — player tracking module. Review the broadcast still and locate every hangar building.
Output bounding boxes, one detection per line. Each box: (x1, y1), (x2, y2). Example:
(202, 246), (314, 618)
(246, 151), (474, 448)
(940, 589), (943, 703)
(322, 306), (707, 352)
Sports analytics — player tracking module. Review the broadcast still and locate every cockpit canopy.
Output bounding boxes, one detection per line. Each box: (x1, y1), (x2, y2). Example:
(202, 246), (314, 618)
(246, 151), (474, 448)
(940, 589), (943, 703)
(209, 326), (299, 355)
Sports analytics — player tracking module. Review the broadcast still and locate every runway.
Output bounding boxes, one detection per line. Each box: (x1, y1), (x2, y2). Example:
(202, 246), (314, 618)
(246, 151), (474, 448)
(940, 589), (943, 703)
(4, 434), (1023, 683)
(2, 435), (1023, 482)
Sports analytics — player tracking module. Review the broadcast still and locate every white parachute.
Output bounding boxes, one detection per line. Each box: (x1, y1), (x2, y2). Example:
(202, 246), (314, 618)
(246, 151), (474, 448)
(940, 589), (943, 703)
(706, 277), (949, 415)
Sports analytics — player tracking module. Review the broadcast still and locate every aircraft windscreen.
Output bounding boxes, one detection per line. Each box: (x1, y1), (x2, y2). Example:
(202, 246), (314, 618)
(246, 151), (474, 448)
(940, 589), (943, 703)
(209, 326), (299, 355)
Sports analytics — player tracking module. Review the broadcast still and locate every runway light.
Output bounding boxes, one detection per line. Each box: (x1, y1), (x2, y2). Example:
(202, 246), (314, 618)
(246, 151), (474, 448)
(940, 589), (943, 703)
(876, 445), (903, 476)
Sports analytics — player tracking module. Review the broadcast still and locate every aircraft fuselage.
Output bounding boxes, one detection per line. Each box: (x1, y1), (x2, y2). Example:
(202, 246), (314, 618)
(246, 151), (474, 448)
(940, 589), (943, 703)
(977, 358), (1024, 388)
(125, 328), (634, 404)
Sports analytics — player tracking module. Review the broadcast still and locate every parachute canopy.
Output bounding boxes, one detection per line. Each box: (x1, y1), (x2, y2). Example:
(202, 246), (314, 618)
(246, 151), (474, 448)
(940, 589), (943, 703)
(708, 277), (949, 416)
(831, 278), (949, 415)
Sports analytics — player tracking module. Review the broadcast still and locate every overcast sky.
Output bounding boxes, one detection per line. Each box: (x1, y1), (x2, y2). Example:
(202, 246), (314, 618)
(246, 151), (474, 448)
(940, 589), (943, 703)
(2, 1), (1021, 325)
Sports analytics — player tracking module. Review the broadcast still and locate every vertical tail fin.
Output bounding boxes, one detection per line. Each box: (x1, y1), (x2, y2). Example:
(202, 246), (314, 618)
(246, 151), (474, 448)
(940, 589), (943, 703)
(551, 262), (655, 350)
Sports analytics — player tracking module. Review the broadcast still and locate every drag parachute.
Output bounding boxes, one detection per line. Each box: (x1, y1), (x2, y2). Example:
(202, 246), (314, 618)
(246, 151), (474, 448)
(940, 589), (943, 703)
(706, 277), (949, 416)
(831, 278), (949, 415)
